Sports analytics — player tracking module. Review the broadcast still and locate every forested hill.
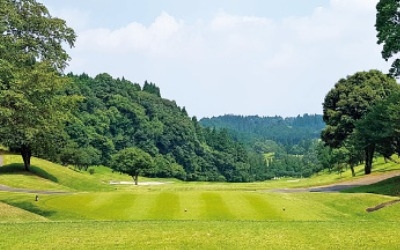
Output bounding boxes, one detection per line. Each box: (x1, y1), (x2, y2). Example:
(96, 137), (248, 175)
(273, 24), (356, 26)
(59, 73), (270, 182)
(200, 114), (325, 147)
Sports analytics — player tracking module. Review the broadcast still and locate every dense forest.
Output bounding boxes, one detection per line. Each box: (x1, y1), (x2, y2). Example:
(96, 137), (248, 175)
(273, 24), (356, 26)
(8, 71), (334, 181)
(200, 115), (325, 151)
(200, 115), (327, 177)
(47, 73), (272, 182)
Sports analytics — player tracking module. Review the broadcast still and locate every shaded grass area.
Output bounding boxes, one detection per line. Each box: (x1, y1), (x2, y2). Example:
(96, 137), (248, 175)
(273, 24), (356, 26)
(0, 221), (400, 249)
(343, 176), (400, 196)
(0, 202), (47, 223)
(0, 155), (130, 192)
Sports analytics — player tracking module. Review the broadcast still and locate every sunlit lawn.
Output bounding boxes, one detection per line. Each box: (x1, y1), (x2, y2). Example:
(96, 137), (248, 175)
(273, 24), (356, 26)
(1, 154), (400, 249)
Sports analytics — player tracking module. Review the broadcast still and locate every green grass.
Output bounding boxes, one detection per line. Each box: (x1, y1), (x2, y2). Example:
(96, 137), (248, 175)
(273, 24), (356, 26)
(1, 153), (400, 249)
(0, 190), (398, 222)
(0, 202), (47, 222)
(343, 176), (400, 196)
(0, 221), (400, 249)
(0, 155), (133, 192)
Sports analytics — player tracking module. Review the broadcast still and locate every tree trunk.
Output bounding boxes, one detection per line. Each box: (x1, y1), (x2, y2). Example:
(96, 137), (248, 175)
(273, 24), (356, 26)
(20, 145), (31, 171)
(364, 144), (375, 175)
(133, 174), (138, 185)
(350, 164), (355, 177)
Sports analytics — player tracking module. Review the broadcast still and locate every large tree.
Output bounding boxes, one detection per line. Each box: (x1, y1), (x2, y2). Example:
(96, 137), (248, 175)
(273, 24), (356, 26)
(321, 70), (398, 174)
(376, 0), (400, 77)
(110, 147), (154, 185)
(0, 0), (76, 170)
(354, 88), (400, 162)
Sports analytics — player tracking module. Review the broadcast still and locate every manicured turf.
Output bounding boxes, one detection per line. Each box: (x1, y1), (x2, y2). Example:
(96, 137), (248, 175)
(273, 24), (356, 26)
(0, 202), (47, 222)
(1, 153), (400, 249)
(0, 221), (400, 249)
(0, 190), (398, 222)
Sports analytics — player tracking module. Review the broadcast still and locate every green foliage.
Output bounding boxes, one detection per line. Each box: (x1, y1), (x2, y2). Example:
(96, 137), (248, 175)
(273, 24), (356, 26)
(376, 0), (400, 76)
(62, 73), (262, 182)
(0, 0), (78, 171)
(200, 114), (325, 178)
(111, 147), (153, 183)
(354, 88), (400, 160)
(200, 114), (325, 149)
(0, 0), (76, 70)
(142, 80), (161, 97)
(321, 70), (398, 174)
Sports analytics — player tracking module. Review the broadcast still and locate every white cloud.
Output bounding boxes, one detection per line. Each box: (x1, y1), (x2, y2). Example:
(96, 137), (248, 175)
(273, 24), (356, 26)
(67, 0), (388, 118)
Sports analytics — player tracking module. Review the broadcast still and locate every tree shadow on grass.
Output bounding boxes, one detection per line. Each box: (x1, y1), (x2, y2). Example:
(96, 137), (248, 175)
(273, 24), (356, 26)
(343, 176), (400, 197)
(0, 163), (58, 183)
(4, 200), (57, 217)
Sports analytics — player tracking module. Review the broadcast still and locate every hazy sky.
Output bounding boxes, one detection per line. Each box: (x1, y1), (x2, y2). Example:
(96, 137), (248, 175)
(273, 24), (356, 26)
(39, 0), (389, 118)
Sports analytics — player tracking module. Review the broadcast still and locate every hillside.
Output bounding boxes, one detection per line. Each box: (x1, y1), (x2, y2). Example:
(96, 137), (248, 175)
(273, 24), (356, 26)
(51, 73), (269, 182)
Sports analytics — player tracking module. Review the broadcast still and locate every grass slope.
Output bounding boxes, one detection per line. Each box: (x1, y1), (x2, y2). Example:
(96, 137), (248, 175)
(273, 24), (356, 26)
(0, 202), (47, 222)
(0, 155), (133, 191)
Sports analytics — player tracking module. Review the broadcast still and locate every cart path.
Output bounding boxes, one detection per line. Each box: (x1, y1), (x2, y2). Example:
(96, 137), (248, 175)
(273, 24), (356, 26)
(0, 184), (71, 194)
(271, 171), (400, 193)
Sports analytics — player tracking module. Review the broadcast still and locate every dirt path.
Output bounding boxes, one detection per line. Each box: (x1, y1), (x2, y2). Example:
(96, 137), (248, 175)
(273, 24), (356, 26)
(271, 171), (400, 193)
(0, 184), (70, 194)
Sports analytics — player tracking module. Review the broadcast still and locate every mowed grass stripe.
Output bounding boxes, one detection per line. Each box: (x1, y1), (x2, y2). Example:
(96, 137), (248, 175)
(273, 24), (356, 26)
(43, 193), (139, 220)
(241, 192), (283, 220)
(200, 192), (235, 220)
(148, 192), (180, 220)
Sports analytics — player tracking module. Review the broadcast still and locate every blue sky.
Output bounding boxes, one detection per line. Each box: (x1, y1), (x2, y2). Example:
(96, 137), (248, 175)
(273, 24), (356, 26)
(39, 0), (389, 118)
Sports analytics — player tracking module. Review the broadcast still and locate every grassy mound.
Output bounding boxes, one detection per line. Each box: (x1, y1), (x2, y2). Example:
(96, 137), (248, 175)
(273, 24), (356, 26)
(0, 201), (47, 222)
(0, 155), (133, 192)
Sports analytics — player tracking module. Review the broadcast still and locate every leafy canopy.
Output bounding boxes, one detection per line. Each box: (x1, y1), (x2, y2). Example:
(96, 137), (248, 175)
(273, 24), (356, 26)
(321, 69), (398, 174)
(111, 147), (154, 183)
(0, 0), (77, 170)
(376, 0), (400, 76)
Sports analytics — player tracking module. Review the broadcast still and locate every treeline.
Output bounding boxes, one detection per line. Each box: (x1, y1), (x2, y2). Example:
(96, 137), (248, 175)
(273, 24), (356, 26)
(200, 115), (326, 178)
(53, 73), (270, 182)
(200, 114), (324, 152)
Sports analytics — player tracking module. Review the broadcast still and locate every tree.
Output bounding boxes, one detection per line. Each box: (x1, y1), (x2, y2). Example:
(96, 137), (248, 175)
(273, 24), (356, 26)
(321, 70), (398, 174)
(0, 0), (76, 171)
(110, 147), (154, 185)
(0, 0), (76, 167)
(376, 0), (400, 76)
(354, 88), (400, 162)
